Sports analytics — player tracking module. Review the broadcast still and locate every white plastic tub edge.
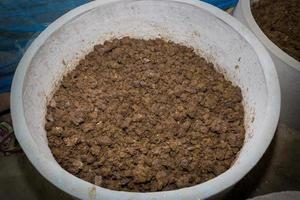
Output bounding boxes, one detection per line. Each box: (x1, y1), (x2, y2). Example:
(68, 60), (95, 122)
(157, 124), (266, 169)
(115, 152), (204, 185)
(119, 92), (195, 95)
(11, 0), (280, 199)
(233, 0), (300, 130)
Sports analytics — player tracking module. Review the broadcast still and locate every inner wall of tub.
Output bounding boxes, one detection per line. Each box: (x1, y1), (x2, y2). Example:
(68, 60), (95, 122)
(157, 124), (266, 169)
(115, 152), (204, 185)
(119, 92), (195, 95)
(22, 1), (267, 162)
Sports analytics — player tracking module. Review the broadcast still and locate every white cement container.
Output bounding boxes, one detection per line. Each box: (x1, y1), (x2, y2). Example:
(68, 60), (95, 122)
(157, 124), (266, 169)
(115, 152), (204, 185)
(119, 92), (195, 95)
(233, 0), (300, 130)
(11, 0), (280, 199)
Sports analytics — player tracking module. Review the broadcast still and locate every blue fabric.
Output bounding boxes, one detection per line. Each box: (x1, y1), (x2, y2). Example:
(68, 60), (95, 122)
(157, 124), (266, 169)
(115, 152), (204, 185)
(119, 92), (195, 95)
(202, 0), (239, 9)
(0, 0), (90, 93)
(0, 0), (239, 93)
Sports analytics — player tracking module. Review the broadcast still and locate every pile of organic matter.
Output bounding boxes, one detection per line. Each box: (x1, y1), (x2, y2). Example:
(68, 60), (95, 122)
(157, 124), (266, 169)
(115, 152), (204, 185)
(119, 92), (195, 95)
(252, 0), (300, 61)
(46, 37), (245, 192)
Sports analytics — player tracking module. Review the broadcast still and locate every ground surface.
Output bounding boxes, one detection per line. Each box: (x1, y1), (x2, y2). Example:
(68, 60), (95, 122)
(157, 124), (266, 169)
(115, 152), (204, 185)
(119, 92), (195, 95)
(1, 91), (300, 199)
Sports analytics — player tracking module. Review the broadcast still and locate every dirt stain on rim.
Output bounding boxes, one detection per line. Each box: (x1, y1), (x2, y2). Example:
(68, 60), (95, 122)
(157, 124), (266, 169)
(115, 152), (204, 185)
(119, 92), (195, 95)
(88, 186), (96, 200)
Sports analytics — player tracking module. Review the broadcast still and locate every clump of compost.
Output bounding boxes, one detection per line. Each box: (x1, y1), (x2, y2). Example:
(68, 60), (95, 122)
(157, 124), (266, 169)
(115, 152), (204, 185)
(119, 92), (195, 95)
(46, 37), (245, 192)
(252, 0), (300, 61)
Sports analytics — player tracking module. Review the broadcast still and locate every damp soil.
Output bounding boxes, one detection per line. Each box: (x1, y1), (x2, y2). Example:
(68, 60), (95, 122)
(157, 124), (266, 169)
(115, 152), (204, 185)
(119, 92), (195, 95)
(45, 37), (245, 192)
(252, 0), (300, 62)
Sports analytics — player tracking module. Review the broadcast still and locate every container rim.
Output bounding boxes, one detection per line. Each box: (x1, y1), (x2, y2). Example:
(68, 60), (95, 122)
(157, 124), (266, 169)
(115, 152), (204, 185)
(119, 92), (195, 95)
(11, 0), (280, 199)
(240, 0), (300, 71)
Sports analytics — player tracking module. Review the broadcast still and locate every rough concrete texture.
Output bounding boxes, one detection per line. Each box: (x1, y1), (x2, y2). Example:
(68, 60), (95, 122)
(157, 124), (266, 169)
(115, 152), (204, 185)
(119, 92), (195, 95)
(1, 92), (300, 199)
(248, 191), (300, 200)
(224, 123), (300, 199)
